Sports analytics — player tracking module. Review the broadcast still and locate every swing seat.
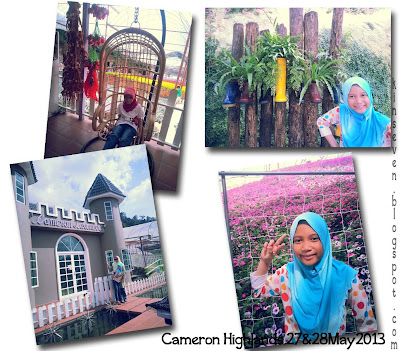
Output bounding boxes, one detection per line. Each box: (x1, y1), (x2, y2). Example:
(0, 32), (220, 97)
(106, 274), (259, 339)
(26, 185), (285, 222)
(92, 27), (166, 145)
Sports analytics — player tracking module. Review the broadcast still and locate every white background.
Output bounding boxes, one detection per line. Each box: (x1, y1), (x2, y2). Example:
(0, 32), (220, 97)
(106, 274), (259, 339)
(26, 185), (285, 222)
(0, 0), (398, 350)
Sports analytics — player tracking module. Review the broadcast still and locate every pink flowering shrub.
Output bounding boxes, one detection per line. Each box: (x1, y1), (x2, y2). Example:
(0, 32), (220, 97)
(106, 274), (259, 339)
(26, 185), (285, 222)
(224, 156), (374, 347)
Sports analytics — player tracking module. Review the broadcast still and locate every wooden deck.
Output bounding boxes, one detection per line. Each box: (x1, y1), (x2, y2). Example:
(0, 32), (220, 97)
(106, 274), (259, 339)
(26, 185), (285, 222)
(106, 297), (169, 335)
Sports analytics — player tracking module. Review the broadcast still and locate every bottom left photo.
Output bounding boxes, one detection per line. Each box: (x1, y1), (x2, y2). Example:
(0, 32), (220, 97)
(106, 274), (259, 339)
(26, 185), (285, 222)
(10, 145), (171, 345)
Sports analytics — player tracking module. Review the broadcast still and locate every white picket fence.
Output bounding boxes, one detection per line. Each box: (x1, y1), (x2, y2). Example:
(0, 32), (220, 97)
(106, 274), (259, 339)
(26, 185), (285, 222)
(32, 272), (166, 329)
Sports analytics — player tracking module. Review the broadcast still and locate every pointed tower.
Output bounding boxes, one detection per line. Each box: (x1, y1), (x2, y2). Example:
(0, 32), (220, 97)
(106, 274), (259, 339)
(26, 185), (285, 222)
(83, 174), (129, 277)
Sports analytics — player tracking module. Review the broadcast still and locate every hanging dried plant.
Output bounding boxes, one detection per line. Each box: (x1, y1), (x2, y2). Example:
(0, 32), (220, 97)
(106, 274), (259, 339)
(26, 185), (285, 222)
(62, 1), (87, 102)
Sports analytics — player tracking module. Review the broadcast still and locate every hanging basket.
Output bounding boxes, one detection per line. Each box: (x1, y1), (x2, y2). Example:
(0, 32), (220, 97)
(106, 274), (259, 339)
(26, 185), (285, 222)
(275, 57), (287, 103)
(88, 4), (109, 20)
(88, 21), (105, 47)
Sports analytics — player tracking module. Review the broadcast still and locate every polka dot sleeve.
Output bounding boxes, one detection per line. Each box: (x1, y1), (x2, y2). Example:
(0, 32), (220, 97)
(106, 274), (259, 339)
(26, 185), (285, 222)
(250, 265), (288, 298)
(349, 275), (378, 332)
(382, 122), (391, 147)
(317, 107), (341, 137)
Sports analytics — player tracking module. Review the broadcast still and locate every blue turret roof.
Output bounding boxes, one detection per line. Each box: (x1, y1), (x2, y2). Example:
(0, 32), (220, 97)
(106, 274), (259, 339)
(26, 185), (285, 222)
(83, 174), (126, 209)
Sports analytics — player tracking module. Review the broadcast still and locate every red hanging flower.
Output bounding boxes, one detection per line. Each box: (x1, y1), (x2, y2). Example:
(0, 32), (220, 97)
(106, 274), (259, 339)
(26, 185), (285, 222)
(88, 4), (109, 20)
(87, 34), (105, 47)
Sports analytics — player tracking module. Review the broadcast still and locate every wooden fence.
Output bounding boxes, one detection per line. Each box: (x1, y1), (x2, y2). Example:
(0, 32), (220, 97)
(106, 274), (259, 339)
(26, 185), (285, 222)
(227, 8), (344, 147)
(32, 272), (166, 329)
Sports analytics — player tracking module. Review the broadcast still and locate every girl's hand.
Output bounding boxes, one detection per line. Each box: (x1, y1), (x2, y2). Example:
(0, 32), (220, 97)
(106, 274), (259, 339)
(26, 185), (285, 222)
(260, 234), (287, 263)
(255, 234), (287, 276)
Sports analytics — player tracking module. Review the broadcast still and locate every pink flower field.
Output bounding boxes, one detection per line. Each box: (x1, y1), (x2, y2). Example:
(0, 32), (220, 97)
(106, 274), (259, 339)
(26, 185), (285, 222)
(223, 156), (374, 348)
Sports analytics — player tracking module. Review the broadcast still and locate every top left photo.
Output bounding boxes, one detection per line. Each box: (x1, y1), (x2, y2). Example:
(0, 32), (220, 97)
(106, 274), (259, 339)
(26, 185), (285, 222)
(46, 1), (192, 191)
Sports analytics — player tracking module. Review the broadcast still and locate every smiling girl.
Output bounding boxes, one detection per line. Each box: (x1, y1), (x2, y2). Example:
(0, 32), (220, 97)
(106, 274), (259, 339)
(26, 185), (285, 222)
(317, 77), (391, 147)
(251, 212), (377, 343)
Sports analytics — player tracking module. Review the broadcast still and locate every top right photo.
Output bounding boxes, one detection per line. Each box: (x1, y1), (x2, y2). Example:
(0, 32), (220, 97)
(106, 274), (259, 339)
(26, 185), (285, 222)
(205, 8), (391, 148)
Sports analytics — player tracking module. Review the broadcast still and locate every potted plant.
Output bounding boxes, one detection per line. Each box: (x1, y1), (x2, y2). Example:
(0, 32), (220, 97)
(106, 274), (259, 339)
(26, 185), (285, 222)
(287, 54), (307, 103)
(298, 53), (340, 104)
(217, 46), (265, 106)
(257, 32), (302, 103)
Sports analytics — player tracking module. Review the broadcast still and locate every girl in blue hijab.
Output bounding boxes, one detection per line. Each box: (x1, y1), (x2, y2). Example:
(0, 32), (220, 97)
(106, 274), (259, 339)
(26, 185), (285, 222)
(317, 77), (391, 147)
(250, 212), (377, 343)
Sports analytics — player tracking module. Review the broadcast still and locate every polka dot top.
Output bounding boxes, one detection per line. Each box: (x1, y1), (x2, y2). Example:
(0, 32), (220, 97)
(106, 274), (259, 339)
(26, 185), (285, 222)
(250, 264), (377, 343)
(316, 106), (391, 147)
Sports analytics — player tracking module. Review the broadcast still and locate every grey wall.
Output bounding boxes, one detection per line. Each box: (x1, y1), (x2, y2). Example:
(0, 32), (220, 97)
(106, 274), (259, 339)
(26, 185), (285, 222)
(11, 164), (35, 307)
(32, 228), (105, 306)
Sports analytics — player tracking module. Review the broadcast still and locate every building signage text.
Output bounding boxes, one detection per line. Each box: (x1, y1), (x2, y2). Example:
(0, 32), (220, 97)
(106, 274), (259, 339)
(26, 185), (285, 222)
(31, 214), (103, 232)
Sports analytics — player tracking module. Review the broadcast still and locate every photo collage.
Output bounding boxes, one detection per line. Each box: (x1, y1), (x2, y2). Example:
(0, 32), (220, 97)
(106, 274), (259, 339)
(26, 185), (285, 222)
(3, 2), (396, 351)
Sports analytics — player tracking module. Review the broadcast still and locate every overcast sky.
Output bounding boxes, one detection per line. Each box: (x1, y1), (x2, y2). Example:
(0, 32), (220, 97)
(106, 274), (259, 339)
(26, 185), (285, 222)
(27, 145), (156, 218)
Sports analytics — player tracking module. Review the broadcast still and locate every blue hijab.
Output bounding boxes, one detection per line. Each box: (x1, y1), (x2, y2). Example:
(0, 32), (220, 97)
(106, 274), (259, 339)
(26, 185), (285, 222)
(287, 212), (357, 336)
(117, 263), (123, 275)
(340, 77), (390, 147)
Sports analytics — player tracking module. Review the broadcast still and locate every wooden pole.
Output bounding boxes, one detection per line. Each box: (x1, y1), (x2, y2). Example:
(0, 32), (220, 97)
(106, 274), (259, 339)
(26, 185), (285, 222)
(228, 23), (244, 147)
(259, 29), (273, 147)
(244, 22), (259, 147)
(274, 24), (287, 147)
(288, 8), (304, 147)
(303, 11), (319, 147)
(329, 8), (344, 60)
(322, 8), (344, 147)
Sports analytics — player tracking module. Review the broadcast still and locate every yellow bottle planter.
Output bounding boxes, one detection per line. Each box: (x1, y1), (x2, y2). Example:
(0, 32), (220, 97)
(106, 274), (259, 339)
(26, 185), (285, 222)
(334, 125), (341, 137)
(275, 57), (287, 103)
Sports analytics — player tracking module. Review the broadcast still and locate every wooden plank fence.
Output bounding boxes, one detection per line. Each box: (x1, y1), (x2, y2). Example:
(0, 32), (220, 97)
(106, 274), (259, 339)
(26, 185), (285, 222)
(32, 272), (166, 329)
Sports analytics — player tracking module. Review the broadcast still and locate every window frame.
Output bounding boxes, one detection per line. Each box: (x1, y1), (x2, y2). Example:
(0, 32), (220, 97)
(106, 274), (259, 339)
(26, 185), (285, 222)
(30, 251), (39, 288)
(104, 201), (113, 221)
(105, 250), (114, 273)
(15, 171), (25, 204)
(121, 249), (132, 270)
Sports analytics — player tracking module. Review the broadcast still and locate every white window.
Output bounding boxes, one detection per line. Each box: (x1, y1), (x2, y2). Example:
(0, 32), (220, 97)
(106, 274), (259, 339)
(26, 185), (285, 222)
(104, 202), (113, 220)
(121, 249), (131, 270)
(105, 250), (113, 273)
(15, 171), (25, 204)
(30, 251), (39, 288)
(56, 235), (88, 298)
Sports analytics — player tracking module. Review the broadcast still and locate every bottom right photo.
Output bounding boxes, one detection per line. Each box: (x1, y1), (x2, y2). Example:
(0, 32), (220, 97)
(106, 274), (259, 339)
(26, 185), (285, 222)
(219, 153), (377, 348)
